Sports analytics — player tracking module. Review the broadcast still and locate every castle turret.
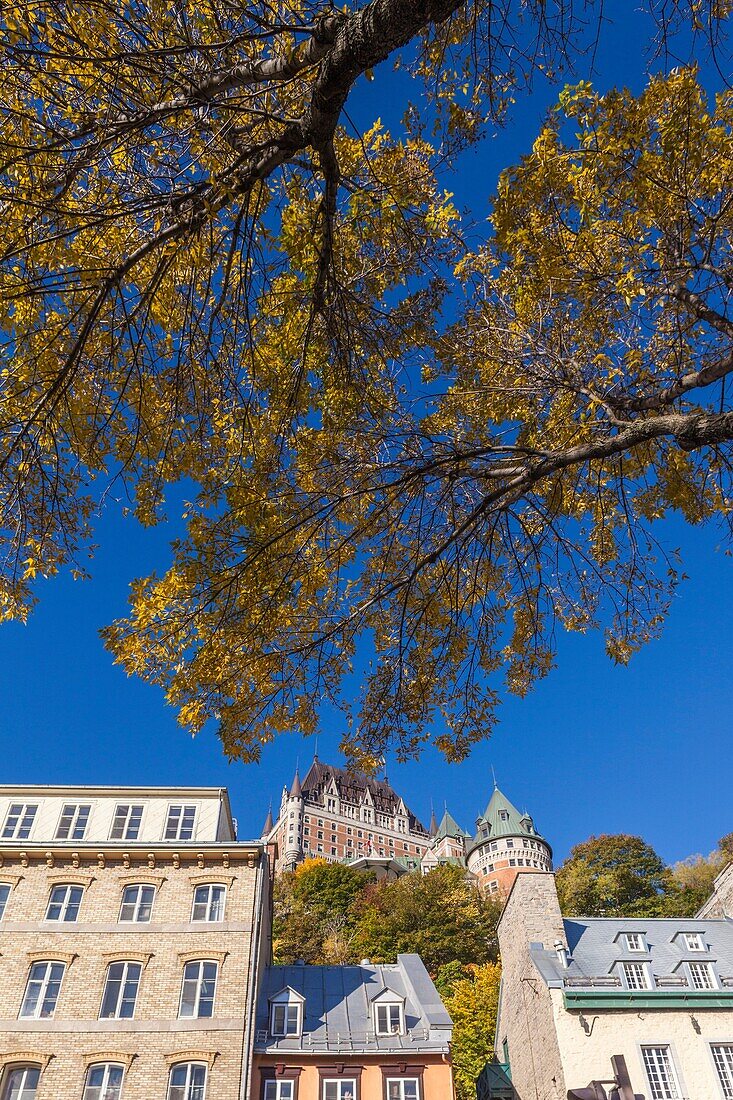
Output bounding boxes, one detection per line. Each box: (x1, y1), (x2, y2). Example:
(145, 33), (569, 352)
(261, 804), (274, 838)
(281, 767), (304, 870)
(465, 786), (552, 897)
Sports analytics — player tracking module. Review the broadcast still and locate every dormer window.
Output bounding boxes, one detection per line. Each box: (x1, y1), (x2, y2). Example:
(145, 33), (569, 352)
(498, 810), (509, 822)
(687, 961), (717, 990)
(375, 1002), (404, 1035)
(684, 932), (705, 952)
(621, 961), (652, 990)
(269, 988), (304, 1038)
(625, 933), (646, 952)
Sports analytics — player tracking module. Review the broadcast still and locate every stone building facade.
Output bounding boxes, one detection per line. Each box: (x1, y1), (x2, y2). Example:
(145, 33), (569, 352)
(265, 760), (431, 875)
(697, 859), (733, 919)
(0, 785), (271, 1100)
(494, 869), (733, 1100)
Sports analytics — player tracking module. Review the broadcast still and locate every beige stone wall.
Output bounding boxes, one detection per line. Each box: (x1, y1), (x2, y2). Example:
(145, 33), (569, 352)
(0, 848), (265, 1099)
(554, 991), (733, 1097)
(697, 861), (733, 918)
(495, 872), (567, 1100)
(253, 1052), (454, 1099)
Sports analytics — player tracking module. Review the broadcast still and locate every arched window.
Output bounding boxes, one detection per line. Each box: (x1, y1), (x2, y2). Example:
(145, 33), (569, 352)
(46, 884), (84, 922)
(99, 962), (142, 1019)
(191, 885), (226, 923)
(168, 1062), (207, 1100)
(82, 1063), (124, 1100)
(0, 1065), (40, 1099)
(179, 961), (218, 1018)
(119, 884), (155, 923)
(20, 961), (65, 1018)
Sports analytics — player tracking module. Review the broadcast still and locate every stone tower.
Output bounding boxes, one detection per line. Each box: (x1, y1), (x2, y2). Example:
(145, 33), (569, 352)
(279, 767), (305, 871)
(465, 785), (552, 896)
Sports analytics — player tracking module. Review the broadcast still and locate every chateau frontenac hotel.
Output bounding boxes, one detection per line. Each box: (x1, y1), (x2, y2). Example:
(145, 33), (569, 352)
(262, 755), (552, 896)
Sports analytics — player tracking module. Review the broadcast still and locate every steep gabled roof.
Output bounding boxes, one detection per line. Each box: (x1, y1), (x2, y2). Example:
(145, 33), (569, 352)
(434, 810), (470, 841)
(299, 758), (428, 835)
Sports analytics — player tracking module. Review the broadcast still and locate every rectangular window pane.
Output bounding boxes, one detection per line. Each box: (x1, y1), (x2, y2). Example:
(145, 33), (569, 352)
(111, 804), (144, 840)
(622, 962), (650, 989)
(165, 805), (196, 840)
(642, 1047), (681, 1100)
(712, 1045), (733, 1100)
(688, 962), (715, 989)
(56, 803), (91, 840)
(0, 882), (9, 919)
(3, 803), (37, 839)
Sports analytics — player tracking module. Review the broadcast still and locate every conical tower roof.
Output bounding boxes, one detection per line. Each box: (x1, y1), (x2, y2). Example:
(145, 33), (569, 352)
(289, 768), (302, 798)
(429, 808), (438, 837)
(261, 805), (274, 836)
(434, 809), (470, 841)
(469, 786), (550, 854)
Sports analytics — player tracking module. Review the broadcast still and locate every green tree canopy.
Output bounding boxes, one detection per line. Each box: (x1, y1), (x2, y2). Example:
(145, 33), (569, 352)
(354, 864), (500, 973)
(1, 4), (733, 763)
(556, 833), (679, 917)
(273, 858), (375, 964)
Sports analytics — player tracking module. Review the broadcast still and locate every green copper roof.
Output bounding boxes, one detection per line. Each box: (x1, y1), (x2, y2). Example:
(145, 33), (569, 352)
(469, 787), (548, 852)
(434, 810), (470, 841)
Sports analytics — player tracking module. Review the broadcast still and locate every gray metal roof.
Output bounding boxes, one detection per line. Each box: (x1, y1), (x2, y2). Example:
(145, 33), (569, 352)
(529, 916), (733, 988)
(253, 953), (452, 1054)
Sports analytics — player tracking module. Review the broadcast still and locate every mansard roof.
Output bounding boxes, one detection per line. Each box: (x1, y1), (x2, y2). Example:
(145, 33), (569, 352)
(300, 758), (428, 834)
(253, 953), (452, 1054)
(468, 787), (549, 855)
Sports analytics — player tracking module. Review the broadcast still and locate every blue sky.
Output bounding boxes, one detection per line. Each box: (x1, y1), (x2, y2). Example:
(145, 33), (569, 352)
(1, 1), (731, 868)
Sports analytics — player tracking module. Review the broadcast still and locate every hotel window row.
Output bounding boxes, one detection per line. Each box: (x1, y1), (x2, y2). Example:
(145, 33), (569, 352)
(0, 1060), (209, 1100)
(0, 881), (226, 923)
(16, 957), (220, 1019)
(640, 1042), (733, 1099)
(0, 802), (201, 842)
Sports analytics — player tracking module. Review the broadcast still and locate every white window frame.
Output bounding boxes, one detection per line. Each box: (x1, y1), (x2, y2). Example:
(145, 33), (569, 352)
(640, 1045), (683, 1100)
(164, 804), (197, 841)
(322, 1080), (357, 1100)
(711, 1044), (733, 1099)
(385, 1080), (420, 1100)
(622, 961), (652, 990)
(374, 1002), (404, 1036)
(45, 884), (83, 922)
(0, 882), (11, 920)
(687, 960), (717, 990)
(110, 803), (144, 841)
(118, 883), (155, 923)
(99, 961), (142, 1019)
(82, 1062), (125, 1100)
(179, 960), (218, 1019)
(55, 802), (92, 840)
(167, 1062), (207, 1100)
(625, 932), (646, 952)
(270, 1001), (302, 1037)
(2, 803), (38, 840)
(191, 884), (226, 922)
(684, 931), (705, 952)
(0, 1066), (40, 1100)
(19, 961), (65, 1019)
(263, 1082), (294, 1100)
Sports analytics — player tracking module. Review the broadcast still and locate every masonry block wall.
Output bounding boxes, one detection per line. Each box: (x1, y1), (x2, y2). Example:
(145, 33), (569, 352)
(0, 848), (265, 1100)
(495, 871), (567, 1100)
(697, 861), (733, 918)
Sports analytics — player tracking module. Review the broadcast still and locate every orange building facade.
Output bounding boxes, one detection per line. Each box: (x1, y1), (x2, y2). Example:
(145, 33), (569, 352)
(251, 955), (455, 1100)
